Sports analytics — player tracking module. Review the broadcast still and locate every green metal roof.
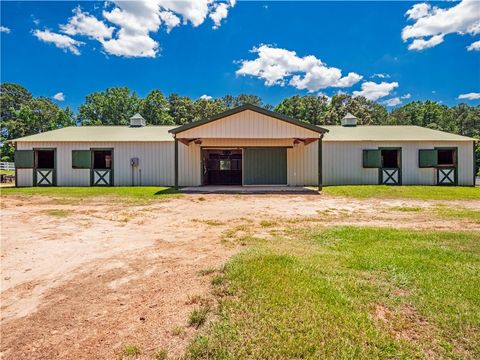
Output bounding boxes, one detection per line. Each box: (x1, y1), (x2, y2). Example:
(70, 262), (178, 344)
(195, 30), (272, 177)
(12, 125), (177, 142)
(12, 124), (475, 143)
(322, 125), (475, 142)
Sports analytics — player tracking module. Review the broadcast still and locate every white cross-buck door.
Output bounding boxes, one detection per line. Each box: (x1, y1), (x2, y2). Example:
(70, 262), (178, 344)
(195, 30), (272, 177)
(36, 170), (54, 186)
(438, 168), (455, 185)
(381, 168), (399, 185)
(92, 169), (111, 186)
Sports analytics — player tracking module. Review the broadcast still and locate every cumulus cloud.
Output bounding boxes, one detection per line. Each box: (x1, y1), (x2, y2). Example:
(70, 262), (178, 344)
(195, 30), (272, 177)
(402, 0), (480, 51)
(33, 29), (84, 55)
(467, 40), (480, 51)
(353, 81), (399, 101)
(60, 7), (114, 41)
(0, 26), (11, 33)
(383, 97), (402, 107)
(33, 1), (236, 58)
(236, 45), (362, 92)
(401, 93), (411, 99)
(199, 94), (213, 100)
(53, 92), (65, 101)
(458, 92), (480, 100)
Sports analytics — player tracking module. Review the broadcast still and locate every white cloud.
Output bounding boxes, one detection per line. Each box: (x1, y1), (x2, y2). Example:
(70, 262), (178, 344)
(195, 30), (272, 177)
(383, 97), (402, 107)
(401, 93), (411, 99)
(317, 92), (332, 102)
(353, 81), (399, 101)
(53, 92), (65, 101)
(60, 7), (114, 41)
(33, 29), (84, 55)
(405, 3), (432, 21)
(467, 40), (480, 51)
(408, 34), (444, 51)
(458, 92), (480, 100)
(371, 73), (390, 79)
(33, 1), (235, 58)
(0, 26), (11, 33)
(236, 45), (362, 92)
(199, 94), (213, 100)
(159, 11), (181, 33)
(402, 0), (480, 51)
(209, 2), (229, 29)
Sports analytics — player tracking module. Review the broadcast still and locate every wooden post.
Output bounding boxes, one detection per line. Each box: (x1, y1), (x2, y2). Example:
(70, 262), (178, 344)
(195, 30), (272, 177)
(318, 134), (323, 191)
(174, 137), (179, 190)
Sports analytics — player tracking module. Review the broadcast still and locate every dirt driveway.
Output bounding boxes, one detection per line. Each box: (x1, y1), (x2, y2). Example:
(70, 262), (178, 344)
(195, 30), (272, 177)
(1, 194), (479, 359)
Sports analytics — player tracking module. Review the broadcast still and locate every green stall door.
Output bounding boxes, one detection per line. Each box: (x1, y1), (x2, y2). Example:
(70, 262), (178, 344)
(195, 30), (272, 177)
(72, 150), (92, 169)
(244, 148), (287, 185)
(363, 149), (382, 168)
(419, 149), (438, 168)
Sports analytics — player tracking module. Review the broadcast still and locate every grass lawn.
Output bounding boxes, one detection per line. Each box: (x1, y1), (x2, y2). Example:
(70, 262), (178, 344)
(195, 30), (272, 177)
(0, 169), (15, 176)
(0, 186), (180, 199)
(189, 227), (480, 359)
(323, 185), (480, 200)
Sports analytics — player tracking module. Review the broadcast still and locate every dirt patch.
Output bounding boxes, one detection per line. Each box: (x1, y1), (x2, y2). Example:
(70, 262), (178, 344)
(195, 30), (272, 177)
(1, 193), (479, 359)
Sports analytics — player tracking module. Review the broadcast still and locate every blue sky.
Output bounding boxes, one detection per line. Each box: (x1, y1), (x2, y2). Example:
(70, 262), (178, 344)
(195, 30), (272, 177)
(1, 1), (479, 111)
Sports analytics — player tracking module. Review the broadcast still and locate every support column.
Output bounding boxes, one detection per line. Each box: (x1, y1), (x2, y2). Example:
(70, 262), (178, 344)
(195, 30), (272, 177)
(174, 137), (179, 190)
(318, 134), (324, 191)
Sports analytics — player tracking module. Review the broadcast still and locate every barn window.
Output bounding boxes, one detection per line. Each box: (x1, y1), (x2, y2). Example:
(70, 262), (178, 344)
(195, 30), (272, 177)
(36, 150), (55, 169)
(437, 149), (456, 166)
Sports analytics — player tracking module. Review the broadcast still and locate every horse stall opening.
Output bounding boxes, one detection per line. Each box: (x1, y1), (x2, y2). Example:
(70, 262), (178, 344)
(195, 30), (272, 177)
(202, 149), (242, 185)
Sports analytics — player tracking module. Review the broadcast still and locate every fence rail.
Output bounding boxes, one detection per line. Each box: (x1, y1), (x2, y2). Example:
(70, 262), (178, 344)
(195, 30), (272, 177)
(0, 162), (15, 171)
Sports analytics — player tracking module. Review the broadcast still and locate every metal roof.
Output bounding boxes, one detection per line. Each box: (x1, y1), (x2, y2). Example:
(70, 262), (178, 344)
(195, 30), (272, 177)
(11, 126), (177, 142)
(11, 124), (475, 143)
(322, 125), (475, 142)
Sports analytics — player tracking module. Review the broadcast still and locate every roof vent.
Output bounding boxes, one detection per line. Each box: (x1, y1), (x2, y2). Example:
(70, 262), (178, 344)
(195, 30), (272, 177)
(130, 113), (146, 127)
(341, 112), (357, 127)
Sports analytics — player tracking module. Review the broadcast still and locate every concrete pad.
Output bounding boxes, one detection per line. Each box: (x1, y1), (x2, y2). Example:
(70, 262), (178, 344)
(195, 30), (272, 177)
(181, 185), (319, 194)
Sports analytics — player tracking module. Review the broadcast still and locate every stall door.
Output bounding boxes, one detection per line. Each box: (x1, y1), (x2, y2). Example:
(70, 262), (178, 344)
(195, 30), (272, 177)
(34, 149), (56, 186)
(244, 148), (287, 185)
(379, 149), (401, 185)
(91, 149), (113, 186)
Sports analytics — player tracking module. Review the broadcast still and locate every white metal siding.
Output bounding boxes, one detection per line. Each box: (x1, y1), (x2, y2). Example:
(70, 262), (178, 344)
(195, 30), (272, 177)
(322, 141), (474, 186)
(16, 142), (175, 186)
(15, 140), (474, 187)
(177, 110), (320, 139)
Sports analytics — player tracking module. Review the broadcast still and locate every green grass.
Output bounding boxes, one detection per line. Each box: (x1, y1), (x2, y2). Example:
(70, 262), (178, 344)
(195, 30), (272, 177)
(189, 307), (210, 329)
(188, 227), (480, 359)
(324, 185), (480, 200)
(390, 205), (423, 212)
(0, 169), (15, 175)
(120, 345), (141, 358)
(1, 186), (180, 200)
(435, 206), (480, 222)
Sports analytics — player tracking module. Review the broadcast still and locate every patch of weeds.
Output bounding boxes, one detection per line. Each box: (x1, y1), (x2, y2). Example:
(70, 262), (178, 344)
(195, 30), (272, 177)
(259, 219), (278, 227)
(198, 197), (206, 201)
(171, 325), (187, 337)
(198, 268), (216, 276)
(391, 206), (423, 212)
(120, 345), (140, 358)
(154, 348), (168, 360)
(45, 209), (72, 217)
(211, 274), (224, 286)
(189, 306), (209, 328)
(203, 220), (225, 226)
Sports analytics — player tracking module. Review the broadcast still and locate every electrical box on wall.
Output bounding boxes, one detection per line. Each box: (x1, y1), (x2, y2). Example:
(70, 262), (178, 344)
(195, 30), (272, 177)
(130, 158), (139, 167)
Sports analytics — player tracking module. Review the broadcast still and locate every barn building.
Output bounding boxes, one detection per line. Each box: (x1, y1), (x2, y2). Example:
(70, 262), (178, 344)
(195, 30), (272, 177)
(12, 104), (476, 188)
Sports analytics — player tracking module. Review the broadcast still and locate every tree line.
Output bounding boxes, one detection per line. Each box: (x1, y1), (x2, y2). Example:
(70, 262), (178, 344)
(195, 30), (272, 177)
(1, 83), (478, 172)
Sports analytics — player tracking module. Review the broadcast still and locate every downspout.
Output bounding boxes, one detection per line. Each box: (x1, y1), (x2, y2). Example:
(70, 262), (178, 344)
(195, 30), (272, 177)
(318, 133), (324, 192)
(174, 136), (179, 190)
